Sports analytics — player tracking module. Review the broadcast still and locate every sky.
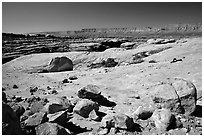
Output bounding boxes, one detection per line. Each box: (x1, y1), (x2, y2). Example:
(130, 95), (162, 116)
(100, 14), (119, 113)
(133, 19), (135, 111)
(2, 2), (202, 34)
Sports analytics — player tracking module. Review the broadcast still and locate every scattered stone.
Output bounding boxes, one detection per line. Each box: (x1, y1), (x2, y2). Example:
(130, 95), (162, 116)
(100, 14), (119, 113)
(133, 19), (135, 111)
(149, 60), (157, 63)
(77, 84), (101, 99)
(2, 102), (21, 135)
(47, 56), (73, 72)
(73, 99), (99, 118)
(170, 58), (183, 63)
(13, 84), (18, 89)
(62, 78), (72, 83)
(151, 108), (175, 131)
(25, 112), (48, 127)
(151, 78), (197, 115)
(35, 122), (71, 135)
(25, 96), (41, 104)
(100, 113), (134, 130)
(69, 75), (78, 80)
(47, 86), (51, 90)
(15, 96), (23, 102)
(132, 105), (155, 121)
(29, 86), (38, 95)
(48, 89), (58, 95)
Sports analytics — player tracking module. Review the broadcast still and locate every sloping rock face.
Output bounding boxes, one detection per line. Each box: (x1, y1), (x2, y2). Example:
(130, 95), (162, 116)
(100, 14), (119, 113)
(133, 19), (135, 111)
(2, 102), (21, 135)
(47, 56), (73, 72)
(151, 78), (197, 115)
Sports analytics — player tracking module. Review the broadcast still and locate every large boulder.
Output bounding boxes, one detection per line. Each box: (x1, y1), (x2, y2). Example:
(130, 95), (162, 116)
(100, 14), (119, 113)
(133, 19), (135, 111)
(151, 108), (175, 131)
(2, 102), (21, 135)
(73, 99), (99, 118)
(100, 113), (134, 130)
(151, 78), (197, 115)
(47, 56), (73, 72)
(35, 122), (71, 135)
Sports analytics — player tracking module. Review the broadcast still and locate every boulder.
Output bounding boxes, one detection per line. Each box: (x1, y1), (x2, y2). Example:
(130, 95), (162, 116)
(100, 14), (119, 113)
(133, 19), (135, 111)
(100, 113), (134, 130)
(73, 99), (99, 118)
(25, 112), (48, 127)
(69, 75), (78, 80)
(151, 108), (175, 131)
(2, 102), (21, 135)
(47, 56), (73, 72)
(43, 96), (73, 114)
(151, 78), (197, 115)
(35, 122), (71, 135)
(77, 84), (101, 99)
(132, 105), (155, 121)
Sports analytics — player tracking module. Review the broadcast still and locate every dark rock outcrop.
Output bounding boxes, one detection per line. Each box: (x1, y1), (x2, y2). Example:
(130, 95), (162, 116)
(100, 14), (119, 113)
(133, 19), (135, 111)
(2, 102), (21, 135)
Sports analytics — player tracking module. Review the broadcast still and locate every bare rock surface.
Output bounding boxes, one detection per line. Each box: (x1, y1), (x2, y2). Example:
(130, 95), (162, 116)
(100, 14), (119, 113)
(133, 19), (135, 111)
(2, 37), (202, 135)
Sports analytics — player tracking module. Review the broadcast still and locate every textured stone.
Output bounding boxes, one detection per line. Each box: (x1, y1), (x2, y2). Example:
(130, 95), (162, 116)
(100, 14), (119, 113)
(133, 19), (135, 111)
(73, 99), (99, 118)
(35, 122), (71, 135)
(151, 78), (197, 115)
(47, 56), (73, 72)
(151, 108), (175, 131)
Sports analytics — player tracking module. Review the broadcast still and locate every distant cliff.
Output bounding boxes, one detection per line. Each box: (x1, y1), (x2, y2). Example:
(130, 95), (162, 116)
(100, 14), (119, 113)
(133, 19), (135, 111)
(29, 23), (201, 37)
